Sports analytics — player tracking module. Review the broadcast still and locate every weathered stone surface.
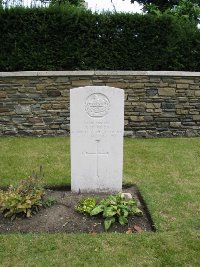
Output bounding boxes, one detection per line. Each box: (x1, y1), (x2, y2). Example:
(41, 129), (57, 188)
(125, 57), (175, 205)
(190, 85), (200, 90)
(0, 92), (7, 98)
(195, 104), (200, 109)
(177, 84), (189, 89)
(55, 77), (69, 83)
(129, 83), (144, 89)
(146, 103), (155, 109)
(0, 116), (10, 122)
(158, 88), (175, 96)
(162, 102), (175, 109)
(31, 104), (40, 110)
(18, 87), (35, 93)
(70, 86), (124, 193)
(146, 88), (158, 96)
(130, 116), (144, 122)
(194, 90), (200, 96)
(193, 115), (200, 121)
(61, 90), (70, 97)
(52, 103), (66, 109)
(178, 97), (188, 102)
(29, 117), (43, 124)
(170, 122), (182, 128)
(144, 116), (153, 121)
(149, 77), (161, 82)
(41, 104), (52, 110)
(49, 124), (60, 129)
(176, 79), (194, 84)
(15, 105), (31, 114)
(36, 84), (47, 91)
(12, 117), (26, 123)
(0, 108), (10, 113)
(43, 117), (54, 123)
(0, 72), (200, 137)
(182, 122), (196, 126)
(176, 109), (188, 115)
(71, 79), (92, 87)
(106, 82), (126, 89)
(124, 130), (134, 137)
(47, 90), (61, 97)
(135, 130), (148, 137)
(60, 124), (70, 130)
(186, 129), (199, 137)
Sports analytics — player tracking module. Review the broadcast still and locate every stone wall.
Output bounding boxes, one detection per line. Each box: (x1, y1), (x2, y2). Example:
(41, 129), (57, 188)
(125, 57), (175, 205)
(0, 71), (200, 137)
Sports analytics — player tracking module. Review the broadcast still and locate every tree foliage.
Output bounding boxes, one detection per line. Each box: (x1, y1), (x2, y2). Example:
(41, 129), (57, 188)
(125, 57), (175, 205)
(143, 0), (200, 24)
(50, 0), (85, 6)
(131, 0), (200, 11)
(0, 0), (85, 8)
(132, 0), (179, 11)
(171, 0), (200, 22)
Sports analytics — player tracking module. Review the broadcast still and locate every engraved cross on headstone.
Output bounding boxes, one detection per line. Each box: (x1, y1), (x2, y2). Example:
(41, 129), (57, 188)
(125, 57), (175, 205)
(86, 139), (108, 178)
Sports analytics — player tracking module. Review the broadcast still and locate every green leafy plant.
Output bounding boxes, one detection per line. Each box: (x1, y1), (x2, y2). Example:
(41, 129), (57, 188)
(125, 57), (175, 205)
(90, 193), (143, 231)
(0, 167), (55, 220)
(170, 0), (200, 24)
(75, 197), (97, 214)
(42, 197), (57, 208)
(143, 3), (162, 15)
(1, 8), (200, 72)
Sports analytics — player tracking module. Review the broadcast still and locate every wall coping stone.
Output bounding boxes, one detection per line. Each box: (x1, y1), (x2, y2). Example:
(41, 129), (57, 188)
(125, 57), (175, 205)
(0, 71), (200, 77)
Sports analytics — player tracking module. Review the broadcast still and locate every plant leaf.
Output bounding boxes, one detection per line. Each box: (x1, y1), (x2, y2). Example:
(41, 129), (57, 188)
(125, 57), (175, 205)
(134, 208), (143, 216)
(104, 217), (115, 231)
(103, 207), (117, 218)
(26, 209), (31, 218)
(90, 205), (103, 216)
(123, 209), (129, 217)
(119, 216), (128, 225)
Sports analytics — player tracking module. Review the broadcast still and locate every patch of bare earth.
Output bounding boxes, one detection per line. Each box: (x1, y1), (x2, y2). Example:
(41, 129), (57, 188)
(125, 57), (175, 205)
(0, 185), (155, 233)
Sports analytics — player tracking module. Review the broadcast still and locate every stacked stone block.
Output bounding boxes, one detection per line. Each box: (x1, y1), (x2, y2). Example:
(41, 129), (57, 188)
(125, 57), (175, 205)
(0, 71), (200, 137)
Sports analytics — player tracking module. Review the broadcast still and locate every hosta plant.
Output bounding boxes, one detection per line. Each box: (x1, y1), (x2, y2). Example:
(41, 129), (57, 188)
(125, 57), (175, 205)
(76, 193), (143, 231)
(75, 197), (97, 215)
(90, 193), (143, 231)
(0, 174), (55, 220)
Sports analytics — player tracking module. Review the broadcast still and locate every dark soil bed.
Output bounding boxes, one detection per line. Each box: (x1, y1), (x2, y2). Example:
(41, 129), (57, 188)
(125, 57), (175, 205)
(0, 185), (155, 234)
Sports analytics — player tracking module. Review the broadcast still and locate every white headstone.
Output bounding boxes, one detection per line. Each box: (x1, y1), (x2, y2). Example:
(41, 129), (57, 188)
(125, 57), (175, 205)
(70, 86), (124, 192)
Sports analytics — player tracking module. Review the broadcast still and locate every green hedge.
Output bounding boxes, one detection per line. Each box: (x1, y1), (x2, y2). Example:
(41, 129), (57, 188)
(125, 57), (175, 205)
(0, 7), (200, 71)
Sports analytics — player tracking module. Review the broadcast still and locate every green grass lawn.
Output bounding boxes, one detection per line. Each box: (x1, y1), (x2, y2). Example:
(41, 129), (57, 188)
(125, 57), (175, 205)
(0, 137), (200, 267)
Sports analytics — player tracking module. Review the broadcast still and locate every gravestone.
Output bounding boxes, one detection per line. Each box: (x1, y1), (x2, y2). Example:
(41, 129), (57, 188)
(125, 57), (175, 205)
(70, 86), (124, 192)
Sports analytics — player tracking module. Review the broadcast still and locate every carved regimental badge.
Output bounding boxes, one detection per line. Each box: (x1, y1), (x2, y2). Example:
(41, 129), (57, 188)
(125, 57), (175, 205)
(85, 93), (110, 117)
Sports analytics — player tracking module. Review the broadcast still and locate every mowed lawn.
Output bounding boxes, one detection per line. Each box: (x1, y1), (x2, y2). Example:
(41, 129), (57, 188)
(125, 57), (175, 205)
(0, 137), (199, 267)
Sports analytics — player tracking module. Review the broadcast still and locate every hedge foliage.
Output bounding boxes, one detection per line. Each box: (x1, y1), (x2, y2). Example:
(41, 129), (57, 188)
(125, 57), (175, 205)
(0, 6), (200, 71)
